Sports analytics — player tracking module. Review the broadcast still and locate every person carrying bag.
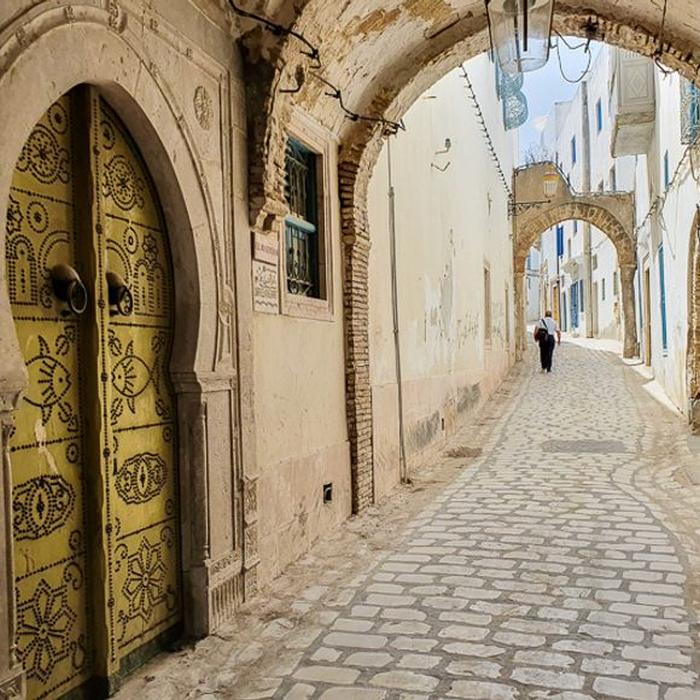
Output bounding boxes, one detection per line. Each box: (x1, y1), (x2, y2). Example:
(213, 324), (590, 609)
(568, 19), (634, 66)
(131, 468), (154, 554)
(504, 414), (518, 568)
(534, 311), (561, 373)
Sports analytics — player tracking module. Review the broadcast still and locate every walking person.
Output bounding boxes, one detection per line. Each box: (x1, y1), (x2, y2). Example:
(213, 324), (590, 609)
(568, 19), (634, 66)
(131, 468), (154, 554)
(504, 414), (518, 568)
(534, 311), (561, 373)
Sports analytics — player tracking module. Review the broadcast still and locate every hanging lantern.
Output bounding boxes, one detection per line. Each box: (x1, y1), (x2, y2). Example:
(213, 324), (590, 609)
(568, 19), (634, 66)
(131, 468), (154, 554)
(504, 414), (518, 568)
(543, 167), (559, 197)
(486, 0), (554, 75)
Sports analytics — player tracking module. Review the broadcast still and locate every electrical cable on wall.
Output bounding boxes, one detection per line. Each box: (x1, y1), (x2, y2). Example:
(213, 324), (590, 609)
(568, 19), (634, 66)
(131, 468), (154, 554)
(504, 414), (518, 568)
(635, 129), (700, 236)
(460, 65), (513, 208)
(227, 0), (405, 136)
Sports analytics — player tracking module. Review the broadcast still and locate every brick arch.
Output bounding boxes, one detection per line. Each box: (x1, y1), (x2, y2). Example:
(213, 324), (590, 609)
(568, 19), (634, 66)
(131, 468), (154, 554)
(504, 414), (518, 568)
(688, 208), (700, 433)
(239, 0), (700, 510)
(511, 162), (638, 359)
(515, 204), (636, 270)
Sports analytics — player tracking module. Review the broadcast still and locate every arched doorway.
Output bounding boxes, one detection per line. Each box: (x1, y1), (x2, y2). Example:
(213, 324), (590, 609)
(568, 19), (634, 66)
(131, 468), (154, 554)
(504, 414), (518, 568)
(6, 86), (180, 698)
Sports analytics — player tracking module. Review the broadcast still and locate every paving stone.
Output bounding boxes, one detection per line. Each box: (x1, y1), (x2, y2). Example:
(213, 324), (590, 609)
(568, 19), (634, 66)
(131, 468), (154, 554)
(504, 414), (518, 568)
(344, 652), (394, 668)
(620, 645), (690, 665)
(365, 594), (417, 607)
(665, 690), (700, 699)
(391, 637), (438, 652)
(284, 684), (315, 700)
(293, 666), (360, 685)
(511, 667), (584, 690)
(322, 632), (388, 649)
(369, 670), (439, 692)
(319, 690), (387, 700)
(311, 647), (341, 663)
(352, 605), (380, 618)
(578, 624), (644, 643)
(639, 665), (698, 685)
(445, 659), (503, 678)
(379, 621), (431, 635)
(447, 680), (519, 699)
(592, 677), (658, 700)
(397, 654), (441, 669)
(513, 651), (576, 668)
(381, 607), (427, 621)
(493, 631), (546, 648)
(442, 642), (506, 658)
(581, 657), (634, 676)
(332, 618), (374, 632)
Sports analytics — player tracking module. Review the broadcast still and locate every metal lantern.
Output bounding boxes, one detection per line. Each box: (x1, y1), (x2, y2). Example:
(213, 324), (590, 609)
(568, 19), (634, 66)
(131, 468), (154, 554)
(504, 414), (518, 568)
(486, 0), (554, 75)
(543, 167), (559, 197)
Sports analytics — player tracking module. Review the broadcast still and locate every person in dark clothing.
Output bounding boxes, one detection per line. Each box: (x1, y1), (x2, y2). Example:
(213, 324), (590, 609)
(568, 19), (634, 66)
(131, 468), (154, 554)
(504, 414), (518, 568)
(534, 311), (561, 372)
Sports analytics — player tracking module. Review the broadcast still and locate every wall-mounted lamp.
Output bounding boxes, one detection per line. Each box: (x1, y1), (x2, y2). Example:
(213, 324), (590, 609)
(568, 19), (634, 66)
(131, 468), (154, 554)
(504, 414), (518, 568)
(486, 0), (554, 74)
(543, 167), (559, 197)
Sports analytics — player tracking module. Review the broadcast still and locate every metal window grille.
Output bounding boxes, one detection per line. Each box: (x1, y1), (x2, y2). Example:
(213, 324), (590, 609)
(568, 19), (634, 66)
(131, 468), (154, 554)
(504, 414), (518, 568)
(681, 79), (700, 145)
(285, 138), (320, 297)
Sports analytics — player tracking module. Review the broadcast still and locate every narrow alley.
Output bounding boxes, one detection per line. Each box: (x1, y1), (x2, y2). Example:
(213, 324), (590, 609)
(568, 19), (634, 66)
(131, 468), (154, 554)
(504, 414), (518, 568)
(118, 343), (700, 700)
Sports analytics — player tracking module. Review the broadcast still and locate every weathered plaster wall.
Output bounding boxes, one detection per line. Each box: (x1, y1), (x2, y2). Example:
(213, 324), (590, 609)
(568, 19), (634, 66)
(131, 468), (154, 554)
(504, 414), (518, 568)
(368, 57), (516, 501)
(253, 126), (352, 585)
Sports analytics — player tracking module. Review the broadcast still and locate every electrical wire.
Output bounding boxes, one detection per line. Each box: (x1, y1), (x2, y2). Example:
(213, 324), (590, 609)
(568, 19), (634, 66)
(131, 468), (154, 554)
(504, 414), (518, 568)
(653, 0), (674, 77)
(227, 0), (320, 66)
(228, 0), (405, 135)
(635, 129), (700, 236)
(460, 65), (513, 207)
(551, 30), (593, 85)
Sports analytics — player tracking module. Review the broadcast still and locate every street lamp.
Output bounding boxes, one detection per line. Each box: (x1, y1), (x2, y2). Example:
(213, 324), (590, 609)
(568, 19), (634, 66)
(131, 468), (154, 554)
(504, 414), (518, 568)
(543, 167), (559, 197)
(486, 0), (554, 75)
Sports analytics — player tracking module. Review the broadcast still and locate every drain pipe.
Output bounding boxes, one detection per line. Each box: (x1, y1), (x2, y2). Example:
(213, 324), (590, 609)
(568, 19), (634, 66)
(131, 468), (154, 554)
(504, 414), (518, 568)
(387, 137), (409, 484)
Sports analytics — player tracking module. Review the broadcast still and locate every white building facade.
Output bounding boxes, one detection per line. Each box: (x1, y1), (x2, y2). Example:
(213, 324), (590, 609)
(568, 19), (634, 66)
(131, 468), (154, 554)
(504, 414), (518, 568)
(534, 45), (700, 422)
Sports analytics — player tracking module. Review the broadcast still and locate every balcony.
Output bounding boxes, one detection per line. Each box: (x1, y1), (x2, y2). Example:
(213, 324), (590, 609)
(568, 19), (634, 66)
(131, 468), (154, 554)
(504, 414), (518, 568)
(610, 49), (656, 157)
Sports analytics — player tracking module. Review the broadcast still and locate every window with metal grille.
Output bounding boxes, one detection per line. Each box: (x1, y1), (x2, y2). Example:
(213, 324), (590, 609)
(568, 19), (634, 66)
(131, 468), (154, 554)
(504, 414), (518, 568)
(681, 79), (700, 145)
(285, 138), (320, 298)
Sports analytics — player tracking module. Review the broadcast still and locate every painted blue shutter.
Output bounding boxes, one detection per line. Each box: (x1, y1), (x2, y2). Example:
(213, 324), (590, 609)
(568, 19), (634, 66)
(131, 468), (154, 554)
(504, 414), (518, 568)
(659, 244), (668, 351)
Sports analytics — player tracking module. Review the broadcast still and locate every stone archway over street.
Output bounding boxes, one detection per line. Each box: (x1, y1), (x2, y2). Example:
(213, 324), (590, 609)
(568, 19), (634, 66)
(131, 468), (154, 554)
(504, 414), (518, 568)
(237, 0), (700, 511)
(512, 162), (638, 359)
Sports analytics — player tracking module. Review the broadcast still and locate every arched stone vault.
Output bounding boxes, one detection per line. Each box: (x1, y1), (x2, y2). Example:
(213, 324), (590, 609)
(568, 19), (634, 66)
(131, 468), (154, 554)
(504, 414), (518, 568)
(234, 0), (700, 511)
(513, 162), (638, 360)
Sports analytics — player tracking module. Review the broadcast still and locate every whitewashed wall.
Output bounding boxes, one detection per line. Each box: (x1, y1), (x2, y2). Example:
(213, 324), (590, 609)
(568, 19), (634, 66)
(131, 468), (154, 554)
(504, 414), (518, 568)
(368, 56), (517, 501)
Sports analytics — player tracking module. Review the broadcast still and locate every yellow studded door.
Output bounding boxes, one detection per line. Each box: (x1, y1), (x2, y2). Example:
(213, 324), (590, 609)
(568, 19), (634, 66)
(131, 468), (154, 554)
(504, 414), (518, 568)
(5, 88), (181, 699)
(92, 96), (181, 679)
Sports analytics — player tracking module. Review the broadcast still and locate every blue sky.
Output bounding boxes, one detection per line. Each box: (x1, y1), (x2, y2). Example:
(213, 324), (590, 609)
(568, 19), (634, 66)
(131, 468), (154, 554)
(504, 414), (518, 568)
(519, 40), (601, 160)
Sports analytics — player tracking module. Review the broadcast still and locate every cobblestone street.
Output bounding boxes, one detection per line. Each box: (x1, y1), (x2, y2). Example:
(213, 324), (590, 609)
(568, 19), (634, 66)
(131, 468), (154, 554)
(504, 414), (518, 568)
(118, 343), (700, 699)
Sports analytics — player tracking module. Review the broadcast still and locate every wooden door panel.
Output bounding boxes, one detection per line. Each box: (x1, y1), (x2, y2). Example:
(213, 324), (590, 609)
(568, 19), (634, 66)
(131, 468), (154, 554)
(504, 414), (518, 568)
(6, 89), (181, 698)
(6, 95), (92, 700)
(94, 97), (181, 675)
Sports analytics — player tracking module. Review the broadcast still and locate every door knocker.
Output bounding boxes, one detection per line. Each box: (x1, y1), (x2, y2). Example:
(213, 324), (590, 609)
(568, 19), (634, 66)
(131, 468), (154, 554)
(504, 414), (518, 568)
(50, 264), (88, 315)
(106, 271), (134, 316)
